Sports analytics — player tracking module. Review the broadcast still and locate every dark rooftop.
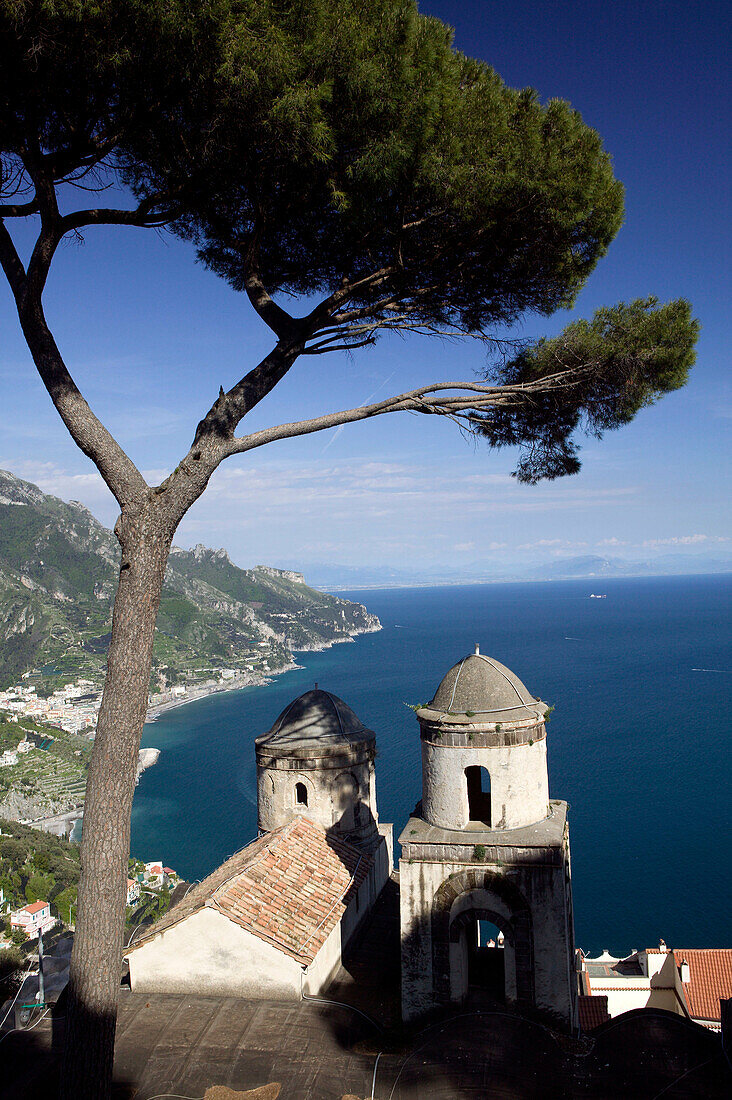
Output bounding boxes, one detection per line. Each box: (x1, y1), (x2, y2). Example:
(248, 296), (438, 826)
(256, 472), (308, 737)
(256, 688), (373, 754)
(423, 646), (546, 723)
(3, 990), (729, 1099)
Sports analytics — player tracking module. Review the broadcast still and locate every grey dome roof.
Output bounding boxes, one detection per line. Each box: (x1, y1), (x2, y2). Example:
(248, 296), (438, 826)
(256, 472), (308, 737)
(427, 647), (546, 722)
(256, 688), (373, 752)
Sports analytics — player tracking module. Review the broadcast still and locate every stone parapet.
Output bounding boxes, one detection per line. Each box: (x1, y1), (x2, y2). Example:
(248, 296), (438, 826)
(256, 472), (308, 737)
(399, 801), (568, 864)
(418, 716), (546, 748)
(256, 740), (374, 770)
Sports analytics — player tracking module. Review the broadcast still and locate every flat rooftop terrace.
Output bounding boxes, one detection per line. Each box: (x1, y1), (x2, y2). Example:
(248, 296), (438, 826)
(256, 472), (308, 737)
(1, 991), (730, 1099)
(1, 882), (729, 1097)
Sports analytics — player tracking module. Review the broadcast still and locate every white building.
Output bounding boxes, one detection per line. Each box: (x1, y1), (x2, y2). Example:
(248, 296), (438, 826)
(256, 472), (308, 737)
(126, 817), (379, 998)
(125, 687), (393, 1000)
(399, 647), (577, 1029)
(580, 942), (732, 1031)
(10, 900), (56, 940)
(143, 861), (164, 887)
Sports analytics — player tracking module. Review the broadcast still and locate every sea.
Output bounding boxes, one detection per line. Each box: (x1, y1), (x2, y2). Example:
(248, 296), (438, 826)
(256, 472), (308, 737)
(131, 573), (732, 955)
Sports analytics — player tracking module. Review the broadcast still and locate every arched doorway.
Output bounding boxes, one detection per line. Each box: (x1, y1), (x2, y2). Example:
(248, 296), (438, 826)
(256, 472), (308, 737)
(432, 870), (534, 1010)
(449, 906), (514, 1005)
(473, 919), (505, 998)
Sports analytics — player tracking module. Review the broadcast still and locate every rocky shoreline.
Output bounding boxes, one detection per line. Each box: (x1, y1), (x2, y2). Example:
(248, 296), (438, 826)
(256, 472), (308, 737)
(0, 622), (381, 836)
(145, 661), (301, 721)
(145, 622), (381, 721)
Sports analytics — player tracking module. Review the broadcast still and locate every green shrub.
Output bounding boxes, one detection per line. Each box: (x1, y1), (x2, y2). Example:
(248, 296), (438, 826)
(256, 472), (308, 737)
(25, 872), (54, 904)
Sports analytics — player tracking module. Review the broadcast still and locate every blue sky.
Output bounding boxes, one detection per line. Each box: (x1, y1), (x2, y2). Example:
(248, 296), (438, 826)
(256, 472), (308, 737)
(1, 0), (729, 575)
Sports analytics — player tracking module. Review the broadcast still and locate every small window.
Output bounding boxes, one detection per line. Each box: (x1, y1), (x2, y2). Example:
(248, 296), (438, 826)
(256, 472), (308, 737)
(295, 782), (308, 806)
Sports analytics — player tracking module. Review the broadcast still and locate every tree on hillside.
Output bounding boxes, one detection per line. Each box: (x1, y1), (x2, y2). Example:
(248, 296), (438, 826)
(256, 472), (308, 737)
(25, 870), (54, 904)
(0, 2), (698, 1097)
(54, 885), (78, 927)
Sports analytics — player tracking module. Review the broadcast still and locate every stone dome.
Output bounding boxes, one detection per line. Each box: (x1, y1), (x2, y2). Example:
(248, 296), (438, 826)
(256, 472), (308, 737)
(256, 688), (374, 756)
(426, 645), (546, 723)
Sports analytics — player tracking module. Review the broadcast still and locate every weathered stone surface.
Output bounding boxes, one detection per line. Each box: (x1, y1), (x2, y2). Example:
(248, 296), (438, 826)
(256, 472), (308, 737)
(425, 649), (547, 722)
(256, 689), (380, 847)
(400, 651), (576, 1030)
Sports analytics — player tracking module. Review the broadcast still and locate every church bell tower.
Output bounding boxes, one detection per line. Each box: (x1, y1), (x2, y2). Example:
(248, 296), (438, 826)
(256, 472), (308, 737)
(399, 646), (577, 1029)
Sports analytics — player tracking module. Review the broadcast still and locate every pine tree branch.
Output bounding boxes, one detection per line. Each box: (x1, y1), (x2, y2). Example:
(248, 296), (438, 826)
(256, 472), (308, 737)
(0, 221), (27, 298)
(225, 369), (591, 455)
(244, 272), (300, 341)
(0, 197), (39, 217)
(60, 196), (174, 233)
(1, 202), (149, 505)
(192, 342), (304, 446)
(16, 292), (149, 507)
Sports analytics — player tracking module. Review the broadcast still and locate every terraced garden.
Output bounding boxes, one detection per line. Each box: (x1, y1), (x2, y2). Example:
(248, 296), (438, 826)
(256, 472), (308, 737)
(0, 719), (91, 817)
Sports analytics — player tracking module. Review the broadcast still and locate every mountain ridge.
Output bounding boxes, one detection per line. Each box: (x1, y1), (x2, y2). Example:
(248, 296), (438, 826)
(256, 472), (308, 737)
(301, 552), (731, 590)
(0, 469), (380, 691)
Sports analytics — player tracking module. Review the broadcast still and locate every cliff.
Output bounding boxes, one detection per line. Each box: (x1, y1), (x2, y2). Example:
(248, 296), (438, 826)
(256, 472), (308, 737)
(0, 468), (380, 691)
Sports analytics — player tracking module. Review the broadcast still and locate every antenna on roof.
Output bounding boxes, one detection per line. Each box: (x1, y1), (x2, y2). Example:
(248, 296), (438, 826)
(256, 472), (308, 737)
(474, 643), (480, 655)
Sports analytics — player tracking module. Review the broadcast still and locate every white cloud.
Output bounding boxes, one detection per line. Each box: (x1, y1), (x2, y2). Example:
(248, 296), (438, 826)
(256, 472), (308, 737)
(641, 534), (730, 548)
(516, 538), (588, 551)
(7, 454), (690, 573)
(197, 460), (639, 517)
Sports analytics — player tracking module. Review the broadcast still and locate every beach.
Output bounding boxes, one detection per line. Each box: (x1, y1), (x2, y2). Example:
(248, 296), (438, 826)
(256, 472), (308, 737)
(145, 623), (381, 720)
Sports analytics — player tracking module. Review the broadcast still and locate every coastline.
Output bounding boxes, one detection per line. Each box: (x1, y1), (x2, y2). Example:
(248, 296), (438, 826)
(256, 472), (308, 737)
(145, 662), (300, 721)
(144, 622), (381, 722)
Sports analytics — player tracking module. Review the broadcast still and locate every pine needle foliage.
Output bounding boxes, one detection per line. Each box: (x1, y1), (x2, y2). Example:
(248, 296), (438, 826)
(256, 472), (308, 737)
(134, 0), (626, 334)
(480, 297), (700, 481)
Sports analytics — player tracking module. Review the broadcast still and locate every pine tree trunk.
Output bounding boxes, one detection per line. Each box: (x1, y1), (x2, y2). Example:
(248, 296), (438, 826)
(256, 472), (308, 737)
(59, 504), (173, 1100)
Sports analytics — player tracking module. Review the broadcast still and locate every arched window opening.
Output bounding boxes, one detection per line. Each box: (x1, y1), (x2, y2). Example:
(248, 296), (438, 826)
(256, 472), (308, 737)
(466, 765), (491, 825)
(295, 782), (308, 806)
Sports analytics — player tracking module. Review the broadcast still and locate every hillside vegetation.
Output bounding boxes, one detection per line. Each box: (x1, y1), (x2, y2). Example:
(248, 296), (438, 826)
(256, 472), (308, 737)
(0, 817), (80, 928)
(0, 469), (379, 692)
(0, 716), (92, 821)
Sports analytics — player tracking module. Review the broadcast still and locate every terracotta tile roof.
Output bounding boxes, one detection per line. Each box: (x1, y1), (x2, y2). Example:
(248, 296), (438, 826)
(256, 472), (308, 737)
(126, 818), (371, 967)
(578, 995), (609, 1030)
(673, 949), (732, 1022)
(23, 900), (48, 915)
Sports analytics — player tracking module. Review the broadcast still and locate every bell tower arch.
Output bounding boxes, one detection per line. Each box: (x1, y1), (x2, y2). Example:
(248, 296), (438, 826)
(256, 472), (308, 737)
(399, 646), (577, 1030)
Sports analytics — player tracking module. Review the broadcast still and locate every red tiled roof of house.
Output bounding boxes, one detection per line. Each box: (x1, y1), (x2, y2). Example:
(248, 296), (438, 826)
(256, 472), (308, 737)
(578, 994), (610, 1030)
(126, 818), (371, 966)
(672, 949), (732, 1022)
(23, 900), (48, 915)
